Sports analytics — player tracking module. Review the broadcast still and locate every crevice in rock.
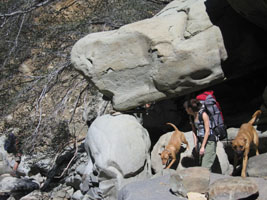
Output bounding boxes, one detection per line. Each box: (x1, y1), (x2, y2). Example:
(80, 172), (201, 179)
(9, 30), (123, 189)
(155, 6), (189, 17)
(124, 160), (147, 178)
(184, 25), (213, 40)
(87, 58), (93, 65)
(189, 69), (212, 80)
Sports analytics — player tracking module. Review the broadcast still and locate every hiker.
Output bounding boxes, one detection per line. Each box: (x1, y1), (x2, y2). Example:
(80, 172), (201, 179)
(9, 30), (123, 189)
(114, 102), (154, 124)
(184, 99), (217, 171)
(4, 133), (22, 176)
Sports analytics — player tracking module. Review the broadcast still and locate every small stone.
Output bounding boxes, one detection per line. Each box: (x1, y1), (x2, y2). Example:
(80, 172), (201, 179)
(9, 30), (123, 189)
(187, 192), (207, 200)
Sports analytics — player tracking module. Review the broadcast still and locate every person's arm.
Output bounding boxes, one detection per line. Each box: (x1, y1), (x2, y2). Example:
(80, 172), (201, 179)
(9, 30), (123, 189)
(199, 112), (210, 155)
(192, 125), (198, 148)
(13, 139), (21, 172)
(13, 161), (19, 171)
(190, 117), (198, 149)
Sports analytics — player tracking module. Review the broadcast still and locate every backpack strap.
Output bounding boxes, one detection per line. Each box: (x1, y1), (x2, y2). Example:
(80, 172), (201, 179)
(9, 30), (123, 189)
(198, 108), (204, 122)
(198, 108), (216, 138)
(198, 108), (212, 126)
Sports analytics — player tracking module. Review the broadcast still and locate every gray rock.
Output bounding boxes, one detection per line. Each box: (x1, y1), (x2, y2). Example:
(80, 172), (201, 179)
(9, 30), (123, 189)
(0, 175), (39, 199)
(76, 163), (87, 176)
(118, 172), (185, 200)
(247, 153), (267, 177)
(65, 174), (82, 190)
(83, 114), (152, 199)
(20, 190), (48, 200)
(208, 177), (258, 200)
(0, 153), (13, 175)
(215, 141), (233, 175)
(118, 172), (267, 200)
(71, 0), (227, 110)
(170, 167), (210, 197)
(72, 190), (84, 200)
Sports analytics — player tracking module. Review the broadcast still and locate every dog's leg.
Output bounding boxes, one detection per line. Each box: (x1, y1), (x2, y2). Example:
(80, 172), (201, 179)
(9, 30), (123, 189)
(255, 146), (259, 156)
(181, 133), (189, 150)
(241, 149), (249, 177)
(255, 142), (259, 156)
(233, 153), (238, 175)
(253, 129), (259, 156)
(166, 152), (176, 169)
(166, 158), (176, 169)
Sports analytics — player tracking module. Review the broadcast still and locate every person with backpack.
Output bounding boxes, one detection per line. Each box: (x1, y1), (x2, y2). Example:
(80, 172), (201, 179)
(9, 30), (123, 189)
(185, 98), (217, 171)
(4, 132), (22, 176)
(196, 91), (227, 141)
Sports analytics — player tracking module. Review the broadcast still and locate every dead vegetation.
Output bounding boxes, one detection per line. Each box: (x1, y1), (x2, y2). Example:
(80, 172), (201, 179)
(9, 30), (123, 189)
(0, 0), (166, 156)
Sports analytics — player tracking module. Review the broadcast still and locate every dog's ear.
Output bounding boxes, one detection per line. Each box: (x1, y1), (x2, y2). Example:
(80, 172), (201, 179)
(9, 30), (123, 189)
(231, 140), (236, 146)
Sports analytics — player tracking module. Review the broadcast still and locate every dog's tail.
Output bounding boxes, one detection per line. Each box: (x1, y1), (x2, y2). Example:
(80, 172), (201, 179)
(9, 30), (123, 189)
(166, 123), (179, 133)
(248, 110), (262, 125)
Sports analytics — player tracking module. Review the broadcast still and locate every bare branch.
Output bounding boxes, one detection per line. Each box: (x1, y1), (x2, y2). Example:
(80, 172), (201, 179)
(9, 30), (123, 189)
(54, 137), (78, 179)
(27, 61), (71, 152)
(2, 14), (26, 68)
(0, 17), (8, 28)
(57, 0), (77, 13)
(0, 0), (54, 18)
(68, 83), (89, 124)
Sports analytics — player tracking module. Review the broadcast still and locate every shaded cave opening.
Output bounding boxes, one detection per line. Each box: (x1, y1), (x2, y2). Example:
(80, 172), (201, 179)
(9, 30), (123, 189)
(142, 67), (267, 151)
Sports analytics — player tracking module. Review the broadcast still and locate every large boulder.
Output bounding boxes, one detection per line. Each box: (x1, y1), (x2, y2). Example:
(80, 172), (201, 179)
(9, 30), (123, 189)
(71, 0), (227, 110)
(82, 114), (151, 200)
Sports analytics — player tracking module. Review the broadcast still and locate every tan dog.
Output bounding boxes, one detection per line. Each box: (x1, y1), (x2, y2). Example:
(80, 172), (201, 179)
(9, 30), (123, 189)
(231, 110), (262, 177)
(159, 123), (189, 169)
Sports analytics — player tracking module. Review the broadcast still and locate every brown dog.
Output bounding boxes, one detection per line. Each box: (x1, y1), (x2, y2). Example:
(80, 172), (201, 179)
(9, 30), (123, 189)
(231, 110), (261, 177)
(159, 123), (189, 169)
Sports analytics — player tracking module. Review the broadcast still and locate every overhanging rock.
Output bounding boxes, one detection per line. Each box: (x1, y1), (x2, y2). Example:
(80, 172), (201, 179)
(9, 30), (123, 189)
(71, 0), (227, 111)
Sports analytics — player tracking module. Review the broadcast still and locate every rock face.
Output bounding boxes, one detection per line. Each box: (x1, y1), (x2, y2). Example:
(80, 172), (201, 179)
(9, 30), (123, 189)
(83, 114), (151, 199)
(71, 0), (227, 110)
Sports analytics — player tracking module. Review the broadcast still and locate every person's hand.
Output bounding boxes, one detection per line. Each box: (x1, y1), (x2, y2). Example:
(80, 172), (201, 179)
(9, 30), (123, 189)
(192, 147), (198, 158)
(10, 170), (17, 177)
(199, 147), (205, 156)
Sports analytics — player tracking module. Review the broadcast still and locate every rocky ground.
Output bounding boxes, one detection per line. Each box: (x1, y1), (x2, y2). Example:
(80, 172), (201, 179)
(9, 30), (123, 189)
(0, 0), (267, 199)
